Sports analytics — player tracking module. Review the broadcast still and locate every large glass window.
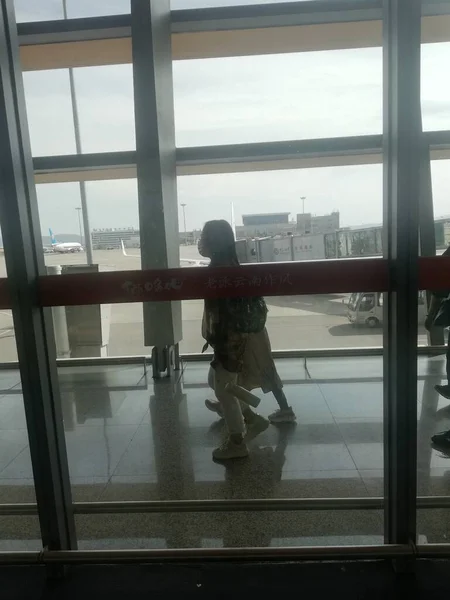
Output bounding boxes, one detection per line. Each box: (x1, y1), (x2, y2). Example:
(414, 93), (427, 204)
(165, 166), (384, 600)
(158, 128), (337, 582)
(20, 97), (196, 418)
(24, 65), (135, 156)
(417, 24), (450, 544)
(173, 49), (382, 147)
(431, 160), (450, 253)
(422, 43), (450, 132)
(418, 158), (450, 544)
(9, 0), (446, 558)
(37, 179), (142, 358)
(178, 163), (388, 353)
(35, 164), (390, 359)
(72, 348), (384, 548)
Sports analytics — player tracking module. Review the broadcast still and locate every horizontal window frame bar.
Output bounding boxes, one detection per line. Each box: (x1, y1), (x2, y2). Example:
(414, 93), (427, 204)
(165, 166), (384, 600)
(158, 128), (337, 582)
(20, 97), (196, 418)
(4, 544), (450, 565)
(17, 1), (450, 43)
(0, 544), (414, 565)
(32, 130), (450, 183)
(0, 344), (443, 371)
(1, 495), (450, 517)
(15, 2), (382, 46)
(16, 2), (450, 69)
(170, 0), (383, 33)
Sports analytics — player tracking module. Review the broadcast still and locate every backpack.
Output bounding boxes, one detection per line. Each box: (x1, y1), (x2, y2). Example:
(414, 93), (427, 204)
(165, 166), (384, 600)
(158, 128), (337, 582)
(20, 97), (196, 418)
(227, 296), (268, 334)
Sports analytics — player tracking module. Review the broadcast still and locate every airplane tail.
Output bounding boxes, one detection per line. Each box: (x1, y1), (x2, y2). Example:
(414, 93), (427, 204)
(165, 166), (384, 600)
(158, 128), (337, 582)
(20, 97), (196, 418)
(49, 228), (57, 245)
(121, 238), (208, 265)
(231, 201), (236, 239)
(120, 239), (141, 258)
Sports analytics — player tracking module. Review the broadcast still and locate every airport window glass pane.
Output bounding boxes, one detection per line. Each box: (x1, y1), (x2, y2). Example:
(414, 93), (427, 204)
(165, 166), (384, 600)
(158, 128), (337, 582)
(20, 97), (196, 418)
(431, 160), (450, 253)
(417, 16), (450, 536)
(173, 48), (381, 147)
(39, 166), (384, 548)
(23, 65), (135, 156)
(178, 163), (391, 353)
(23, 70), (75, 157)
(37, 179), (144, 358)
(35, 165), (417, 358)
(70, 350), (383, 548)
(417, 355), (450, 514)
(422, 43), (450, 132)
(14, 0), (130, 22)
(418, 158), (450, 535)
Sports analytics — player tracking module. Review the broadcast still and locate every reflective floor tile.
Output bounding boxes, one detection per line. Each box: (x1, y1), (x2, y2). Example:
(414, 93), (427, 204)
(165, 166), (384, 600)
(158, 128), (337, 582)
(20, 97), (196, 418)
(75, 510), (383, 550)
(319, 382), (383, 419)
(306, 357), (382, 381)
(346, 443), (383, 471)
(0, 431), (30, 474)
(0, 395), (27, 430)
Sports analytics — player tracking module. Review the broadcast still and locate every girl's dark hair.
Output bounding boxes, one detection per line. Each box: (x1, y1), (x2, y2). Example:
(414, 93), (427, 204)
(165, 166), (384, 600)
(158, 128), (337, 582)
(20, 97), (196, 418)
(201, 219), (239, 266)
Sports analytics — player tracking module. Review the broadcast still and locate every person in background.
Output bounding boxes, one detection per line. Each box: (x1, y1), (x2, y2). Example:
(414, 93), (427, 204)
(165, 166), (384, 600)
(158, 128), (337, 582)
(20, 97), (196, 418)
(425, 246), (450, 448)
(199, 220), (295, 461)
(425, 246), (450, 401)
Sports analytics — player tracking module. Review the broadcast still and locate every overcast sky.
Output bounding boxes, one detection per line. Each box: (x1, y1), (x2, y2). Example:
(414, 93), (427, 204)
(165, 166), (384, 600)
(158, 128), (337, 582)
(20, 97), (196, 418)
(12, 0), (450, 236)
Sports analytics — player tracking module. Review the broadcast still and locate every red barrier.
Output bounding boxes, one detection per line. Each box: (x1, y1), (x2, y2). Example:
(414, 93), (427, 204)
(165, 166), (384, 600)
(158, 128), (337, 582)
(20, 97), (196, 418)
(418, 256), (450, 291)
(0, 256), (446, 310)
(38, 259), (387, 307)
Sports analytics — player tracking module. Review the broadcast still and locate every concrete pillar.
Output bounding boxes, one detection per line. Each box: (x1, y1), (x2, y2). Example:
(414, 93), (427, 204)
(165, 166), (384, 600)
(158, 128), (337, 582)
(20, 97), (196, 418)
(131, 0), (182, 349)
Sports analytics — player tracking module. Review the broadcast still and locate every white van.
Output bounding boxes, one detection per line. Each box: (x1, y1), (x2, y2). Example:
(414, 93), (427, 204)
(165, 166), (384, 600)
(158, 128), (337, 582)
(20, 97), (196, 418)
(347, 292), (426, 328)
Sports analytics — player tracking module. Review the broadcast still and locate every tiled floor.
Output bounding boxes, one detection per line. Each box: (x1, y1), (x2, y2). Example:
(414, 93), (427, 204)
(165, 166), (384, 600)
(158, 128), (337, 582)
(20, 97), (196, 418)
(0, 355), (450, 549)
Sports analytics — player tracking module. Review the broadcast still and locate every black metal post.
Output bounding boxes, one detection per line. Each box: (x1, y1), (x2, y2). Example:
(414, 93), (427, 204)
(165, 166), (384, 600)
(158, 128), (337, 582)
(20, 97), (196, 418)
(0, 0), (76, 552)
(382, 0), (421, 551)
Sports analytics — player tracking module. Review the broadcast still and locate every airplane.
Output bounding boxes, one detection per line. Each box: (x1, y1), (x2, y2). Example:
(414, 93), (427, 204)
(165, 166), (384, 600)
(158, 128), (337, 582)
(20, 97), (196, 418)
(49, 228), (83, 253)
(120, 240), (209, 267)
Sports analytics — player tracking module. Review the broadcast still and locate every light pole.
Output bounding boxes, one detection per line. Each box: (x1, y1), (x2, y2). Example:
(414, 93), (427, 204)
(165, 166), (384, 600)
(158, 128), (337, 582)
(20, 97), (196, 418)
(62, 0), (94, 265)
(301, 196), (306, 215)
(300, 196), (306, 234)
(181, 203), (187, 245)
(75, 207), (83, 245)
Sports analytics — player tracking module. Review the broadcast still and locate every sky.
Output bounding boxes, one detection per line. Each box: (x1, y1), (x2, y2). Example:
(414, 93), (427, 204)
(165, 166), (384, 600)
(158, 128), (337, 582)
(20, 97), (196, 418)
(11, 0), (450, 236)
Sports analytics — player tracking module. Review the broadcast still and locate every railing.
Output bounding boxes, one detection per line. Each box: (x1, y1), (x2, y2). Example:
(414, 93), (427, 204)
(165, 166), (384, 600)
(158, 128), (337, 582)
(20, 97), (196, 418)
(0, 255), (448, 309)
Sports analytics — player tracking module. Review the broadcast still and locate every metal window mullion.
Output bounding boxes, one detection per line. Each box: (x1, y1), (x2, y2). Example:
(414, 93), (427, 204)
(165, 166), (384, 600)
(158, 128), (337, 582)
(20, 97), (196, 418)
(0, 0), (76, 551)
(130, 0), (182, 352)
(382, 0), (421, 547)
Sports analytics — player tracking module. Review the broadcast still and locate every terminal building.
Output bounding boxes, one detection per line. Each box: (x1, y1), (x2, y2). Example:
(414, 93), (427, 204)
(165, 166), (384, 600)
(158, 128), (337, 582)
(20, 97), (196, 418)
(297, 211), (340, 235)
(236, 211), (340, 239)
(236, 212), (294, 238)
(91, 227), (140, 249)
(0, 0), (449, 590)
